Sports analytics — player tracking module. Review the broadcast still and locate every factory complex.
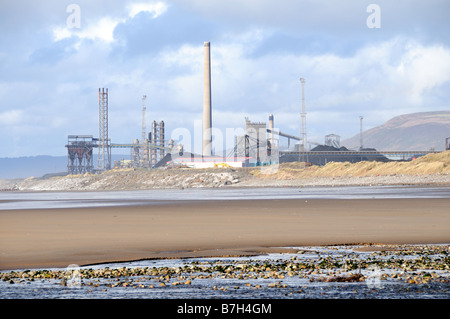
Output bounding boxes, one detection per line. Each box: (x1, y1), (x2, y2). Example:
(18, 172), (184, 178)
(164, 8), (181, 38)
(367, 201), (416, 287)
(66, 42), (448, 175)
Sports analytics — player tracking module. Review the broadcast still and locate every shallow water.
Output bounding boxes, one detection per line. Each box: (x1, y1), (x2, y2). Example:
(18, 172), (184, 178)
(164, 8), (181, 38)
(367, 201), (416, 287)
(1, 245), (449, 299)
(1, 185), (449, 210)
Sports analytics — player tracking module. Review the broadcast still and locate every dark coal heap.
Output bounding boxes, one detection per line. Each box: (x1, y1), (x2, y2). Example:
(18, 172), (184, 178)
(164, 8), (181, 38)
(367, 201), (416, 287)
(280, 145), (390, 166)
(310, 145), (349, 152)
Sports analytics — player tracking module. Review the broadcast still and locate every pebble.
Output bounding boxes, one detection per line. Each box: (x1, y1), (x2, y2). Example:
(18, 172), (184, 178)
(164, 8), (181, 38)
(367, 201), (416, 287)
(1, 244), (448, 294)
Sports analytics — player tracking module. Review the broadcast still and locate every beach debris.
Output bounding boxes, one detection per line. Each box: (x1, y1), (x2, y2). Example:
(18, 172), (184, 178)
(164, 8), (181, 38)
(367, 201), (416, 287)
(315, 273), (365, 283)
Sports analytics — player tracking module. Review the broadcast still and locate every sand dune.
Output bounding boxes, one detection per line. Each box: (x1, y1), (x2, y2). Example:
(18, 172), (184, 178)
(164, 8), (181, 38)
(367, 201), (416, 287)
(253, 150), (450, 179)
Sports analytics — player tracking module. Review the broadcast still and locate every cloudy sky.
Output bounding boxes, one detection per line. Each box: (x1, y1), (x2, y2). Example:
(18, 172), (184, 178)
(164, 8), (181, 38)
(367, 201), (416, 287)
(1, 0), (449, 157)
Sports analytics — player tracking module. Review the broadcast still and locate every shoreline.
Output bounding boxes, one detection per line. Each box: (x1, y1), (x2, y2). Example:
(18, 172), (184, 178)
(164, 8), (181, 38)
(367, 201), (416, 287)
(1, 178), (450, 194)
(1, 169), (449, 192)
(2, 151), (449, 192)
(1, 197), (449, 271)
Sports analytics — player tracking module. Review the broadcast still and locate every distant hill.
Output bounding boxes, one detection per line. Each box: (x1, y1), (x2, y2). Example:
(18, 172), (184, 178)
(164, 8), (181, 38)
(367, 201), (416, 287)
(342, 111), (450, 151)
(0, 154), (129, 180)
(0, 156), (67, 180)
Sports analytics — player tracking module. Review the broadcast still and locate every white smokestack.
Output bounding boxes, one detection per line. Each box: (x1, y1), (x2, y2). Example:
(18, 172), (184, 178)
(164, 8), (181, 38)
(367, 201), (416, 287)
(203, 41), (212, 157)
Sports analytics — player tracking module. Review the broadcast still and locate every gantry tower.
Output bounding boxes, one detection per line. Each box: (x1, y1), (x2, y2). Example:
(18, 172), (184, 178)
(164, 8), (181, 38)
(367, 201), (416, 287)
(141, 95), (149, 167)
(98, 88), (111, 171)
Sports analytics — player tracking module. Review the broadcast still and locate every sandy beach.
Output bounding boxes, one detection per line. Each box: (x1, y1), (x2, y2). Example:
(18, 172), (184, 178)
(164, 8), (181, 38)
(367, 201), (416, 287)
(1, 197), (449, 271)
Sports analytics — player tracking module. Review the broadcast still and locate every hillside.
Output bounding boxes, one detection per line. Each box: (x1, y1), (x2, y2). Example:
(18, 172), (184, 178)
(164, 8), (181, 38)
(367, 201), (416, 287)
(0, 156), (67, 180)
(342, 111), (450, 151)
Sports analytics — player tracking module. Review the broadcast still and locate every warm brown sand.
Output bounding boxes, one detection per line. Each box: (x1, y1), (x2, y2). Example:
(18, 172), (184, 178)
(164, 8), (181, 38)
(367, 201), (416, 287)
(1, 198), (449, 270)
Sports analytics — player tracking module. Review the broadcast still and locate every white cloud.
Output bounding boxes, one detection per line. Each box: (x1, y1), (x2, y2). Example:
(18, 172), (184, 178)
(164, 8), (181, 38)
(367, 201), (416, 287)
(159, 44), (203, 69)
(396, 43), (450, 103)
(52, 1), (168, 43)
(0, 109), (25, 126)
(127, 1), (168, 19)
(52, 16), (123, 43)
(52, 27), (72, 42)
(81, 17), (121, 43)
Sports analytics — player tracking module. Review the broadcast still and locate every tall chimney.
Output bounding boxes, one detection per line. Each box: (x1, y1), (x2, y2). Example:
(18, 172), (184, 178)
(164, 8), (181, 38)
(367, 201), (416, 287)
(203, 41), (212, 157)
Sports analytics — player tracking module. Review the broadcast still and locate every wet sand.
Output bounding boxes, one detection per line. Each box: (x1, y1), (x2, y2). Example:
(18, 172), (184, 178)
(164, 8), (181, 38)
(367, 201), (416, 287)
(1, 198), (449, 270)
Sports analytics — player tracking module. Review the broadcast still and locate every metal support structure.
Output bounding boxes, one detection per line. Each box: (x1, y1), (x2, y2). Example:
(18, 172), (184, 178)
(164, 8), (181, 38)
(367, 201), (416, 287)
(67, 89), (172, 171)
(281, 150), (439, 159)
(244, 117), (268, 165)
(359, 116), (364, 150)
(245, 135), (250, 165)
(66, 135), (96, 174)
(160, 120), (165, 161)
(98, 88), (111, 171)
(141, 95), (149, 168)
(112, 141), (170, 169)
(151, 121), (157, 166)
(145, 120), (166, 167)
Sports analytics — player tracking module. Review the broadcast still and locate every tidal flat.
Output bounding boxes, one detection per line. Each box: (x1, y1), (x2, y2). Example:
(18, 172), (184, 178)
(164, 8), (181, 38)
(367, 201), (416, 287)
(1, 244), (449, 299)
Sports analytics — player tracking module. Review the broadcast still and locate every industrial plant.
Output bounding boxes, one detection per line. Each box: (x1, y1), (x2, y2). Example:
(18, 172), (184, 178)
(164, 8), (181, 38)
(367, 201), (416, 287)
(66, 41), (444, 175)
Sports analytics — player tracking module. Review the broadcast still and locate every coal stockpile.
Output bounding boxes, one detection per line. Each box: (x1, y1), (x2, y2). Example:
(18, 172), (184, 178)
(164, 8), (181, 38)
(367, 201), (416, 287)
(280, 145), (390, 166)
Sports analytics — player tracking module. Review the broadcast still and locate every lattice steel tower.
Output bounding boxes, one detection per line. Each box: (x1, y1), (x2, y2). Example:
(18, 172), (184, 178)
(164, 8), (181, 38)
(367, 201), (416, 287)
(299, 78), (307, 152)
(141, 95), (149, 167)
(359, 116), (364, 150)
(98, 88), (111, 171)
